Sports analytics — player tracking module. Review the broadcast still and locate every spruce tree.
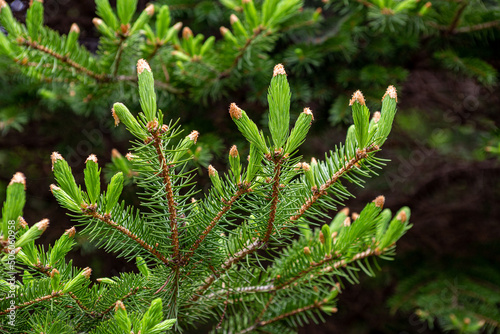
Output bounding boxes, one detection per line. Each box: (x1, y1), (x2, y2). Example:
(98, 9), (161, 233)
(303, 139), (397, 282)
(0, 60), (411, 333)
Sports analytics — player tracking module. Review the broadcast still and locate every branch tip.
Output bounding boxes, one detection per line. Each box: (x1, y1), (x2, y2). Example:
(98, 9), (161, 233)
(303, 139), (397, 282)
(51, 152), (64, 170)
(173, 22), (183, 30)
(229, 145), (238, 158)
(111, 148), (122, 159)
(383, 85), (397, 102)
(70, 23), (80, 34)
(111, 108), (120, 126)
(182, 27), (193, 40)
(9, 172), (26, 189)
(145, 3), (154, 16)
(137, 59), (151, 75)
(114, 300), (126, 311)
(230, 14), (239, 25)
(397, 210), (407, 223)
(303, 107), (314, 120)
(36, 219), (49, 231)
(229, 103), (242, 119)
(92, 18), (103, 27)
(86, 154), (98, 164)
(349, 90), (366, 106)
(273, 63), (286, 77)
(373, 195), (385, 209)
(19, 217), (27, 228)
(208, 165), (217, 177)
(220, 26), (229, 36)
(64, 226), (76, 237)
(82, 267), (92, 279)
(189, 130), (199, 143)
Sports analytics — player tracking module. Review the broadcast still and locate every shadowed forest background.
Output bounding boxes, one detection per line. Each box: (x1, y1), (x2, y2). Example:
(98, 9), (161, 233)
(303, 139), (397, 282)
(0, 0), (499, 332)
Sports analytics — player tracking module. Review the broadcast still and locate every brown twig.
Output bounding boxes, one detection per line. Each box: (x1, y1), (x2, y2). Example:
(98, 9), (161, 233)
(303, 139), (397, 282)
(237, 301), (324, 334)
(68, 291), (90, 312)
(151, 132), (180, 262)
(202, 247), (380, 301)
(190, 240), (262, 302)
(112, 37), (127, 78)
(20, 39), (107, 81)
(262, 158), (283, 244)
(447, 2), (468, 35)
(87, 210), (171, 266)
(190, 147), (377, 303)
(96, 287), (142, 317)
(0, 291), (63, 315)
(455, 20), (500, 33)
(283, 147), (376, 230)
(183, 186), (250, 264)
(219, 28), (269, 78)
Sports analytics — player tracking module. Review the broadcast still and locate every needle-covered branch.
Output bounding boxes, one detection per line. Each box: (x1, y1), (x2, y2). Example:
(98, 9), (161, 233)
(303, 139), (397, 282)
(1, 59), (411, 333)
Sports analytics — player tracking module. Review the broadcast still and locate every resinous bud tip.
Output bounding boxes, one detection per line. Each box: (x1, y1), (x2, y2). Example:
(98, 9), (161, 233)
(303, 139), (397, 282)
(373, 195), (385, 208)
(303, 107), (314, 120)
(19, 217), (27, 228)
(304, 246), (311, 255)
(82, 267), (92, 279)
(397, 210), (407, 223)
(229, 103), (242, 119)
(349, 90), (366, 106)
(372, 111), (381, 123)
(65, 226), (76, 237)
(9, 172), (26, 188)
(86, 154), (98, 164)
(230, 14), (239, 25)
(37, 219), (49, 231)
(92, 18), (103, 27)
(51, 152), (64, 170)
(208, 165), (217, 177)
(145, 3), (154, 16)
(115, 301), (126, 312)
(111, 148), (122, 159)
(382, 85), (397, 102)
(70, 23), (80, 34)
(229, 145), (239, 157)
(189, 130), (199, 143)
(273, 63), (286, 77)
(137, 58), (151, 75)
(220, 26), (229, 36)
(173, 22), (183, 31)
(182, 26), (193, 40)
(111, 108), (120, 126)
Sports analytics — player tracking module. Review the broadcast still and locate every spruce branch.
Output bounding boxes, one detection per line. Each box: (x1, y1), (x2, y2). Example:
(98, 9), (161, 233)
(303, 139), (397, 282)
(183, 184), (251, 265)
(85, 209), (171, 266)
(151, 130), (180, 262)
(237, 300), (326, 334)
(68, 291), (91, 313)
(447, 1), (468, 34)
(0, 291), (63, 315)
(262, 156), (284, 244)
(190, 240), (262, 302)
(275, 248), (379, 291)
(284, 147), (377, 229)
(19, 38), (107, 81)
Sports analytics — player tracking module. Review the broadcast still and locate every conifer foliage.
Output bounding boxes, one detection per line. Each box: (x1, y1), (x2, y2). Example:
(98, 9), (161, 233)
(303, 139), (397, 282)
(0, 60), (411, 333)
